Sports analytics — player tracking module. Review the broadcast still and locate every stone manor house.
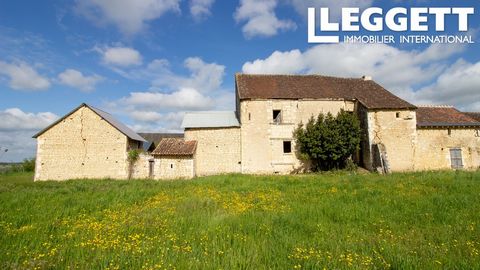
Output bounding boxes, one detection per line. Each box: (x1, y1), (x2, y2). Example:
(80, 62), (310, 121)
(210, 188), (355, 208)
(33, 74), (480, 181)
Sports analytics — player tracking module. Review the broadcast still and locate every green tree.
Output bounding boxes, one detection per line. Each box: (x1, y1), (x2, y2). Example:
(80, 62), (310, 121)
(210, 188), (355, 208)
(294, 110), (361, 171)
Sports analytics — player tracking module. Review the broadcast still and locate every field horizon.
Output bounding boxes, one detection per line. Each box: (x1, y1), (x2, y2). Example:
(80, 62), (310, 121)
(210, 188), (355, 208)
(1, 171), (479, 269)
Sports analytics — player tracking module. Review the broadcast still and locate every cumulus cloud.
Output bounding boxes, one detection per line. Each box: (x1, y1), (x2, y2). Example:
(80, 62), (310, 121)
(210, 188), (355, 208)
(0, 108), (58, 132)
(75, 0), (181, 35)
(151, 57), (225, 93)
(58, 69), (104, 92)
(190, 0), (215, 21)
(413, 59), (480, 111)
(287, 0), (373, 19)
(105, 56), (230, 132)
(97, 46), (143, 67)
(120, 56), (225, 93)
(242, 43), (464, 95)
(0, 108), (59, 162)
(119, 88), (214, 111)
(234, 0), (296, 38)
(0, 60), (50, 90)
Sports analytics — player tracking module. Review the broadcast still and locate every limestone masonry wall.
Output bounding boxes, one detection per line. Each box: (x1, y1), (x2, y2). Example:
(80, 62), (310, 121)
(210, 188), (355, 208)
(416, 128), (480, 170)
(154, 156), (195, 179)
(239, 99), (355, 174)
(185, 127), (241, 176)
(35, 107), (128, 181)
(365, 109), (418, 172)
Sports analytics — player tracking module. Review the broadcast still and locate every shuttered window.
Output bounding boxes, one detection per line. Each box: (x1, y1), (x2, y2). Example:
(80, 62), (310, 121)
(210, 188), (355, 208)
(450, 148), (463, 169)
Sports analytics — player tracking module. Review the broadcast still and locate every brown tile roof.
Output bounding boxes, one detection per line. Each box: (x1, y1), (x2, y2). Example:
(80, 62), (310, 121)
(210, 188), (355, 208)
(416, 106), (480, 127)
(152, 138), (197, 156)
(464, 112), (480, 122)
(139, 133), (183, 145)
(235, 74), (416, 110)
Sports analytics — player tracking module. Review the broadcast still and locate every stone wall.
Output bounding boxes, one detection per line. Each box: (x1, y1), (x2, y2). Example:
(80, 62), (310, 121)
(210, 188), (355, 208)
(35, 106), (128, 181)
(239, 99), (355, 174)
(416, 128), (480, 170)
(130, 154), (152, 179)
(364, 109), (417, 172)
(185, 128), (241, 176)
(154, 156), (195, 179)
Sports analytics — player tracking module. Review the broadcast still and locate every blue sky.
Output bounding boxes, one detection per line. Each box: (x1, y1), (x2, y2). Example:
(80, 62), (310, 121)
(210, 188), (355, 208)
(0, 0), (479, 162)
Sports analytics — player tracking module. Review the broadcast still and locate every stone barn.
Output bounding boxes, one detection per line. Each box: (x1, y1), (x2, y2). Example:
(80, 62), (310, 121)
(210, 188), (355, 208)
(33, 103), (146, 181)
(33, 74), (480, 181)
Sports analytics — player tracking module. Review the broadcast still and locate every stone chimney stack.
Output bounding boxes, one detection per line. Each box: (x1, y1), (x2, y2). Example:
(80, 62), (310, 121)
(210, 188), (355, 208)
(362, 75), (372, 81)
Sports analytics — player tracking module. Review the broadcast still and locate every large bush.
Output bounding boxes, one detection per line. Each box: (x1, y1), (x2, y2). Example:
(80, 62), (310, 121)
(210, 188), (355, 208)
(294, 110), (361, 171)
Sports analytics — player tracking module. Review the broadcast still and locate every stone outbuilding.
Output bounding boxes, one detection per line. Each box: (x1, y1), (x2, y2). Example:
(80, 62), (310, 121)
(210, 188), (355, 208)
(33, 74), (480, 181)
(150, 138), (197, 179)
(33, 103), (146, 181)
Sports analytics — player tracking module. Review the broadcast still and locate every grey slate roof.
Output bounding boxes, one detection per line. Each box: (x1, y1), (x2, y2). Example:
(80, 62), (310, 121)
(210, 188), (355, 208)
(33, 103), (147, 142)
(181, 111), (240, 129)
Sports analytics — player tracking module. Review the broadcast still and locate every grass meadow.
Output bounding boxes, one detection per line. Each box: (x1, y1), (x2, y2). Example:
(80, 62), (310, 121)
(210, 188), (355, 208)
(0, 171), (479, 269)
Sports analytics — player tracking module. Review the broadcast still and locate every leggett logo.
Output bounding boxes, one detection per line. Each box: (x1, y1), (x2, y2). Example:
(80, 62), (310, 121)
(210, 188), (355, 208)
(308, 7), (475, 44)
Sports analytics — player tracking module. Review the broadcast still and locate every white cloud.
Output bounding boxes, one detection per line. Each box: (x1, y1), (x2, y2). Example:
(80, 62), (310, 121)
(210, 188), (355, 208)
(0, 108), (58, 132)
(190, 0), (215, 21)
(121, 56), (225, 93)
(287, 0), (373, 19)
(242, 43), (464, 95)
(413, 59), (480, 111)
(58, 69), (104, 92)
(0, 108), (59, 162)
(75, 0), (181, 35)
(234, 0), (296, 38)
(105, 56), (231, 132)
(119, 88), (214, 111)
(151, 57), (225, 93)
(0, 60), (50, 90)
(129, 111), (184, 132)
(97, 46), (143, 67)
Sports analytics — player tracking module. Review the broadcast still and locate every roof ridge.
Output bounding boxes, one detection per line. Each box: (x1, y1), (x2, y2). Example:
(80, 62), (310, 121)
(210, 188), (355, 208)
(237, 73), (363, 81)
(417, 105), (454, 108)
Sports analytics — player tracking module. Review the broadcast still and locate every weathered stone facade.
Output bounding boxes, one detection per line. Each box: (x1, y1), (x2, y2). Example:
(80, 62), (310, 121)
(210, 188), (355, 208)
(362, 109), (418, 172)
(239, 99), (355, 174)
(415, 128), (480, 170)
(185, 127), (241, 176)
(34, 75), (480, 181)
(153, 156), (195, 179)
(35, 106), (131, 181)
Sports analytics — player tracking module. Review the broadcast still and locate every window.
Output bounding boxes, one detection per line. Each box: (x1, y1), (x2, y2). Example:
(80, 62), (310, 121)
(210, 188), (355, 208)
(448, 129), (452, 136)
(396, 112), (400, 118)
(170, 164), (174, 169)
(273, 110), (282, 124)
(283, 141), (292, 154)
(450, 148), (463, 169)
(475, 129), (480, 137)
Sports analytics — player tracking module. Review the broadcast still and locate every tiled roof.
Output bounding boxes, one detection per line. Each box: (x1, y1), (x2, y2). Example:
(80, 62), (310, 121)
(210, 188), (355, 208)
(235, 74), (416, 110)
(139, 133), (183, 145)
(464, 112), (480, 122)
(33, 103), (147, 142)
(152, 138), (197, 156)
(182, 111), (240, 128)
(416, 106), (480, 127)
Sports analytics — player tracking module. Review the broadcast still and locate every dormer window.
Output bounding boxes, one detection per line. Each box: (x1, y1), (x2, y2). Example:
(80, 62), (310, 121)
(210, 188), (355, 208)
(273, 110), (282, 124)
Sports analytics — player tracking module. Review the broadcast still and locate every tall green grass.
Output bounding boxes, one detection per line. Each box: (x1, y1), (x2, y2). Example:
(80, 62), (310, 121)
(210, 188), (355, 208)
(0, 171), (479, 269)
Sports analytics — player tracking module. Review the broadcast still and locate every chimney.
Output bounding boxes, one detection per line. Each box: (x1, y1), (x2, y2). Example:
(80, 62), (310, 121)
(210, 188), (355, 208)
(362, 75), (372, 81)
